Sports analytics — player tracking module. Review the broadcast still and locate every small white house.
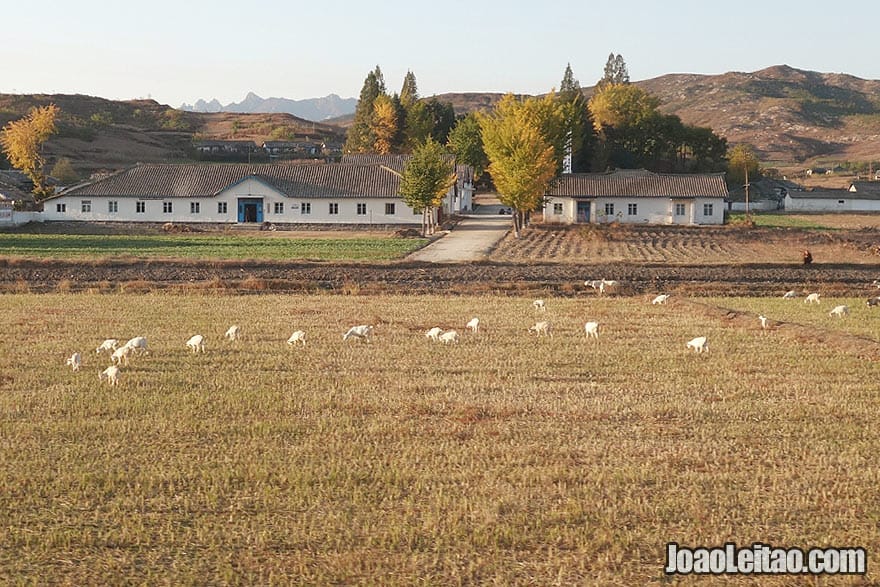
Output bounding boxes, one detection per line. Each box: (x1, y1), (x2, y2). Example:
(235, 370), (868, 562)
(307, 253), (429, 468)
(543, 169), (728, 226)
(784, 183), (880, 212)
(43, 162), (433, 226)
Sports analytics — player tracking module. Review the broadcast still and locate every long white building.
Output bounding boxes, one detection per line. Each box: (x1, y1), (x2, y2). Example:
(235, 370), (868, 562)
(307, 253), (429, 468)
(43, 161), (472, 226)
(542, 169), (728, 225)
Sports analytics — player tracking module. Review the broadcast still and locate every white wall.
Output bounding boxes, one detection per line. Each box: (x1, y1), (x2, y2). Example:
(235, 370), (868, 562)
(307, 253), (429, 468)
(729, 200), (779, 212)
(0, 209), (43, 226)
(785, 195), (880, 212)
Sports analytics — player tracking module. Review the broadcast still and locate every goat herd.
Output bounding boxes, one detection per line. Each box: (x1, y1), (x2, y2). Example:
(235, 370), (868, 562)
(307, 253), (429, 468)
(61, 280), (880, 386)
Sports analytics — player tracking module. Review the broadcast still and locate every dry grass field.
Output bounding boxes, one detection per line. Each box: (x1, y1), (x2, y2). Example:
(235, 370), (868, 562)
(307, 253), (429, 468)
(493, 222), (880, 265)
(2, 293), (879, 584)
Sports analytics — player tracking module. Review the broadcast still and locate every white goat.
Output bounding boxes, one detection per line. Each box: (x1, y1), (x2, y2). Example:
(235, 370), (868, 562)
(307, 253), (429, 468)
(224, 325), (240, 341)
(466, 318), (480, 333)
(598, 279), (618, 295)
(439, 330), (460, 344)
(66, 352), (82, 372)
(872, 280), (880, 289)
(124, 336), (149, 354)
(186, 334), (206, 353)
(343, 325), (373, 343)
(651, 294), (670, 305)
(425, 327), (443, 342)
(804, 293), (821, 304)
(95, 339), (119, 354)
(111, 345), (133, 366)
(583, 321), (599, 339)
(829, 305), (849, 318)
(782, 290), (798, 299)
(758, 315), (769, 329)
(528, 321), (552, 337)
(287, 330), (307, 346)
(686, 336), (709, 353)
(99, 365), (120, 386)
(533, 299), (546, 311)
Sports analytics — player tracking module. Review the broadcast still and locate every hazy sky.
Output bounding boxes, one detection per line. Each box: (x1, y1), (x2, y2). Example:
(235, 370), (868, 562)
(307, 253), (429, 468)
(4, 0), (878, 107)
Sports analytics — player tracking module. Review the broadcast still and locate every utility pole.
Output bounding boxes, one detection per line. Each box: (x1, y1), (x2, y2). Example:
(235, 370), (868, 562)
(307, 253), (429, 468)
(744, 165), (751, 222)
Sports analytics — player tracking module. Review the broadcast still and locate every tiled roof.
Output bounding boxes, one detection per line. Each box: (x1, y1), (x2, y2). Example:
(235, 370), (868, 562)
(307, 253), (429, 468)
(342, 153), (473, 184)
(55, 163), (402, 199)
(548, 169), (728, 198)
(848, 182), (880, 198)
(789, 187), (880, 200)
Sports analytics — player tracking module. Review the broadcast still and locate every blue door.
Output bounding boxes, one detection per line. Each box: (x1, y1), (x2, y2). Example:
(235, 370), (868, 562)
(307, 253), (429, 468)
(576, 201), (590, 223)
(237, 198), (263, 223)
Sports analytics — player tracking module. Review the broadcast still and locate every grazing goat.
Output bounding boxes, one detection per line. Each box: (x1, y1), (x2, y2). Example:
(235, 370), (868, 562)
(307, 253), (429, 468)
(124, 336), (149, 354)
(533, 299), (546, 311)
(873, 280), (880, 289)
(758, 315), (769, 329)
(287, 330), (307, 346)
(224, 325), (240, 341)
(66, 352), (82, 372)
(99, 365), (120, 386)
(466, 318), (480, 333)
(583, 321), (599, 339)
(867, 297), (880, 307)
(343, 325), (374, 343)
(829, 305), (849, 318)
(111, 345), (133, 366)
(686, 336), (709, 353)
(651, 294), (670, 305)
(439, 330), (460, 344)
(804, 293), (821, 304)
(528, 321), (552, 337)
(186, 334), (206, 353)
(598, 279), (618, 295)
(95, 339), (119, 354)
(425, 327), (443, 342)
(782, 290), (797, 299)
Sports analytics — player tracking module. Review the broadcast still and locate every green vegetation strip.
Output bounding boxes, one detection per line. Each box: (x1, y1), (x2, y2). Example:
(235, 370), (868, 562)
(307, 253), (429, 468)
(0, 233), (426, 260)
(727, 212), (835, 229)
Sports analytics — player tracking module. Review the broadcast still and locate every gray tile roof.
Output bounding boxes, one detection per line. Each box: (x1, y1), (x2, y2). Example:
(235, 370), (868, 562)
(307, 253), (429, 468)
(342, 153), (473, 183)
(847, 182), (880, 199)
(55, 163), (402, 199)
(548, 169), (728, 198)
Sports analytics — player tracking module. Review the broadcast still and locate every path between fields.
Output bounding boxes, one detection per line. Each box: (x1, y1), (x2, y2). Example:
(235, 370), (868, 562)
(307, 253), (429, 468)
(406, 208), (511, 263)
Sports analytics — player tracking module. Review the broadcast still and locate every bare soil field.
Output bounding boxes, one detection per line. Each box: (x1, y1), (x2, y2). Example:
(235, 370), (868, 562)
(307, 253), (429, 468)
(492, 223), (880, 265)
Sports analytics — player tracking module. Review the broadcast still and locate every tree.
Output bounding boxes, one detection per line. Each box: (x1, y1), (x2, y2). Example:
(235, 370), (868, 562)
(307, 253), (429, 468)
(398, 137), (455, 236)
(478, 94), (557, 238)
(447, 113), (487, 178)
(399, 70), (419, 109)
(404, 101), (433, 150)
(1, 103), (60, 198)
(589, 83), (660, 130)
(371, 94), (398, 154)
(556, 63), (597, 172)
(597, 53), (630, 89)
(727, 144), (760, 186)
(344, 66), (387, 153)
(50, 157), (79, 185)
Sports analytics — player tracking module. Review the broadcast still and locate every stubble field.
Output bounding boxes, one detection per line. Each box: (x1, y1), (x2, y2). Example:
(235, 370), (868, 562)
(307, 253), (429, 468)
(2, 293), (879, 585)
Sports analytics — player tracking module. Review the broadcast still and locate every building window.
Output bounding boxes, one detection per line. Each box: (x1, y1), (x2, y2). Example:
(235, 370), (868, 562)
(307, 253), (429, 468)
(604, 203), (614, 216)
(274, 202), (284, 214)
(674, 203), (686, 216)
(329, 202), (339, 215)
(218, 202), (227, 214)
(136, 201), (145, 213)
(703, 203), (713, 216)
(553, 202), (563, 215)
(627, 203), (637, 216)
(385, 203), (395, 215)
(163, 201), (173, 214)
(108, 201), (118, 213)
(838, 200), (845, 204)
(356, 203), (367, 215)
(56, 203), (66, 213)
(81, 200), (91, 213)
(301, 202), (311, 214)
(190, 202), (200, 214)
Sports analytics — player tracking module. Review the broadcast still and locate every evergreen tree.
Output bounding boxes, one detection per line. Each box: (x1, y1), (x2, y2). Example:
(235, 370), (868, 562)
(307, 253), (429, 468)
(447, 113), (487, 178)
(557, 63), (597, 172)
(344, 66), (387, 153)
(399, 70), (419, 109)
(597, 53), (630, 89)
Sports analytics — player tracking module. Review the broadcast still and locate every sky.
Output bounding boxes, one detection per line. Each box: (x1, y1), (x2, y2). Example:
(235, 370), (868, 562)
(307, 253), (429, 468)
(4, 0), (878, 107)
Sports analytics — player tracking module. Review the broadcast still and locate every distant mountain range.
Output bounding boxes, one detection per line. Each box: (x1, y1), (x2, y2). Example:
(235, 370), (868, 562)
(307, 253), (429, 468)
(180, 92), (357, 122)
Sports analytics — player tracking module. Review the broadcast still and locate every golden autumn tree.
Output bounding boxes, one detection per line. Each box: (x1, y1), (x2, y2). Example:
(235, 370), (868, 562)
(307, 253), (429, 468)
(478, 94), (557, 238)
(0, 104), (60, 198)
(398, 137), (455, 236)
(371, 94), (398, 155)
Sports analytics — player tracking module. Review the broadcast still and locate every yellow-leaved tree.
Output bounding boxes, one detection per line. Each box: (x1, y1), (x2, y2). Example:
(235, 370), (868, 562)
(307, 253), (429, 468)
(478, 94), (557, 238)
(1, 104), (60, 199)
(398, 137), (455, 236)
(372, 94), (398, 155)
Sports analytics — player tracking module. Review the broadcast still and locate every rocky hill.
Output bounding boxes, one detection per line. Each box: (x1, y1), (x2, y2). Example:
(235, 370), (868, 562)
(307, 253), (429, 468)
(181, 92), (357, 122)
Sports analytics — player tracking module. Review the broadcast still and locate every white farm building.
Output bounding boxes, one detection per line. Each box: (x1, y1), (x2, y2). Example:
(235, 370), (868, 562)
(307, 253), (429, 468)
(784, 182), (880, 212)
(43, 161), (474, 226)
(542, 169), (728, 226)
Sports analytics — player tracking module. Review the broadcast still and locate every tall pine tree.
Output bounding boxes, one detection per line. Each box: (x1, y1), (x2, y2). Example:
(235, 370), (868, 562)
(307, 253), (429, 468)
(344, 66), (387, 153)
(557, 63), (596, 172)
